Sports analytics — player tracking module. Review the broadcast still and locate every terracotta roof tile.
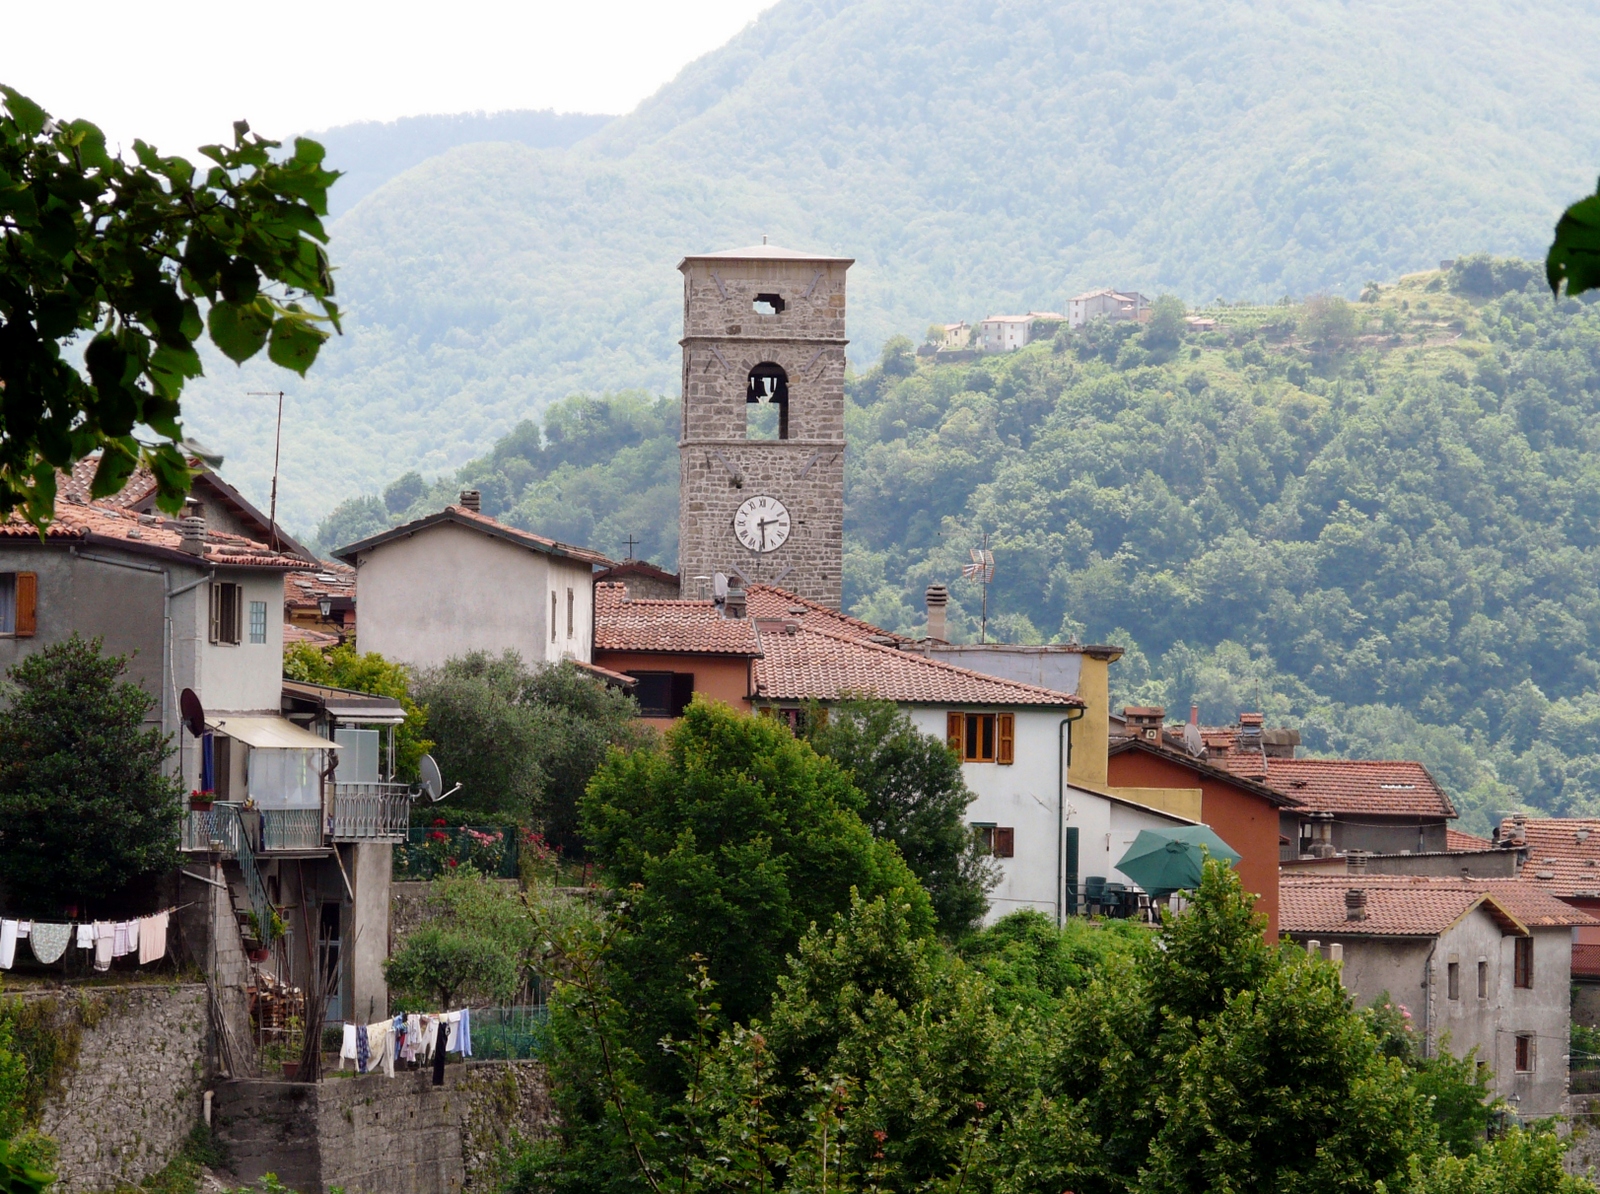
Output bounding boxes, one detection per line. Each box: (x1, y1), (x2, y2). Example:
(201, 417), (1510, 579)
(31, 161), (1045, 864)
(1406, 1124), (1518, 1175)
(1497, 818), (1600, 898)
(336, 505), (615, 568)
(1221, 757), (1455, 818)
(745, 584), (911, 643)
(1447, 827), (1493, 852)
(284, 624), (341, 647)
(2, 495), (307, 569)
(593, 583), (762, 656)
(1281, 875), (1595, 936)
(284, 562), (355, 609)
(752, 621), (1083, 707)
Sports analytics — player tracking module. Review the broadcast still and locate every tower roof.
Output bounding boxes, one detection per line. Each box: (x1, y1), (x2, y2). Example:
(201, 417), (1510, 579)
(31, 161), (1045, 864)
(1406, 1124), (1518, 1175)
(679, 243), (855, 268)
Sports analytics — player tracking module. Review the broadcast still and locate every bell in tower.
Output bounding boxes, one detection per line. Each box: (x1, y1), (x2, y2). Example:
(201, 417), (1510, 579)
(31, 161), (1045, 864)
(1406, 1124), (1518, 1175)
(677, 242), (853, 607)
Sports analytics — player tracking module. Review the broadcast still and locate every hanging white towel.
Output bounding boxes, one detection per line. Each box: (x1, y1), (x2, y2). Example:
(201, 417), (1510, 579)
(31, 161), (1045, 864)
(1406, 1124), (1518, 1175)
(16, 921), (30, 939)
(127, 918), (139, 955)
(138, 912), (168, 965)
(76, 923), (93, 949)
(0, 921), (17, 969)
(93, 922), (114, 971)
(340, 1023), (358, 1070)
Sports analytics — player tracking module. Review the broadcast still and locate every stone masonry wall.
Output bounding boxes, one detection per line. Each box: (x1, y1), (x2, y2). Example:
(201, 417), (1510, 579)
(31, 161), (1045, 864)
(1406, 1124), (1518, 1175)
(212, 1060), (552, 1194)
(32, 984), (209, 1194)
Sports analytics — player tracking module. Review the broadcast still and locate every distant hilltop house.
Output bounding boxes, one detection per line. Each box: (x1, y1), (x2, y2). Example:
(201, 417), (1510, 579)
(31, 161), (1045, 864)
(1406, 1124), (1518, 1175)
(939, 321), (972, 349)
(979, 311), (1065, 353)
(1068, 288), (1151, 328)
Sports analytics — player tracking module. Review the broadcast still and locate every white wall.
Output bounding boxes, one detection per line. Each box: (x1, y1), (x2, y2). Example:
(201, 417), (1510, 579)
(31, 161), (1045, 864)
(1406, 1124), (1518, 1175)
(355, 521), (599, 670)
(908, 707), (1185, 924)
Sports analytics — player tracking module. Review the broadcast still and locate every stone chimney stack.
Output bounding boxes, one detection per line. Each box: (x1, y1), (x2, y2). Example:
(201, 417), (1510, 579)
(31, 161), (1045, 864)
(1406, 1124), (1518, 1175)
(724, 585), (747, 619)
(925, 584), (949, 642)
(1345, 889), (1368, 921)
(458, 490), (482, 513)
(178, 515), (206, 556)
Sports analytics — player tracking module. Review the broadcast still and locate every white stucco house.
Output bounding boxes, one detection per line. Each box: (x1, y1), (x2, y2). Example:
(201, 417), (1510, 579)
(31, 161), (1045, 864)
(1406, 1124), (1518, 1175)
(336, 493), (615, 671)
(1068, 288), (1151, 328)
(1282, 875), (1593, 1120)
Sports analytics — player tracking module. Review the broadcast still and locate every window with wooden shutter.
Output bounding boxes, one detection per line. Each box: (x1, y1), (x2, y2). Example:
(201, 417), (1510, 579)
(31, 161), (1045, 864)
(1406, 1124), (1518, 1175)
(209, 582), (241, 645)
(1514, 937), (1534, 988)
(947, 712), (963, 752)
(993, 826), (1015, 858)
(997, 713), (1014, 764)
(14, 572), (36, 637)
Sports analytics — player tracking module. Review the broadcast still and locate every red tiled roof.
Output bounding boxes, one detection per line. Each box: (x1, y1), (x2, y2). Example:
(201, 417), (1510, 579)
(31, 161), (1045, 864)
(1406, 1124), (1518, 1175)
(2, 494), (307, 569)
(1498, 818), (1600, 899)
(1447, 827), (1492, 852)
(1280, 875), (1594, 936)
(572, 659), (639, 689)
(284, 624), (341, 648)
(597, 559), (679, 585)
(752, 621), (1083, 708)
(60, 457), (157, 509)
(593, 583), (762, 656)
(1221, 757), (1455, 819)
(284, 563), (355, 610)
(745, 584), (911, 644)
(335, 505), (615, 568)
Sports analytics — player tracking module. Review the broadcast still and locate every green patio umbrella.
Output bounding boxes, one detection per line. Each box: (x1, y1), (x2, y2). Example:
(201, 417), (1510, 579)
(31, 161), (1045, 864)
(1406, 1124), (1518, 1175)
(1115, 826), (1242, 897)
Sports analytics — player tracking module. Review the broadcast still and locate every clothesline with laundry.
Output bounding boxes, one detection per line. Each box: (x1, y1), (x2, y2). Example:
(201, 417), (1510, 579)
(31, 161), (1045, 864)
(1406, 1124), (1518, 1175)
(339, 1009), (473, 1077)
(0, 910), (171, 972)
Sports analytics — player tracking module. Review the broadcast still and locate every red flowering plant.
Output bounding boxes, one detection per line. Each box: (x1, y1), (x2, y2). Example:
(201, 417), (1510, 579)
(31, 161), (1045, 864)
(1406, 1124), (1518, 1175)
(396, 822), (509, 878)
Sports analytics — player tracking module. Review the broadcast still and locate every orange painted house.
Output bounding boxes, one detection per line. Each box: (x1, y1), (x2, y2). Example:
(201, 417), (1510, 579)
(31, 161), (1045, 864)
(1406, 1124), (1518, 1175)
(1107, 737), (1300, 937)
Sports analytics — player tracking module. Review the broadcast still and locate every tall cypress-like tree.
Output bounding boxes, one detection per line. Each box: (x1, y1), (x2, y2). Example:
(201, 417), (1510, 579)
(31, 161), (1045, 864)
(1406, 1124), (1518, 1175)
(0, 635), (181, 913)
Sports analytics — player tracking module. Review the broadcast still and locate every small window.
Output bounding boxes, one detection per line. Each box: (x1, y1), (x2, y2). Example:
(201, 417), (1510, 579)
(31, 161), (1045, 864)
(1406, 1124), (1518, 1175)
(0, 572), (37, 637)
(1514, 937), (1534, 989)
(973, 825), (1015, 858)
(209, 582), (242, 645)
(551, 592), (558, 642)
(947, 712), (997, 762)
(1447, 961), (1460, 1001)
(1515, 1033), (1535, 1073)
(1478, 959), (1489, 999)
(629, 671), (695, 719)
(567, 587), (574, 638)
(752, 293), (786, 315)
(249, 600), (268, 644)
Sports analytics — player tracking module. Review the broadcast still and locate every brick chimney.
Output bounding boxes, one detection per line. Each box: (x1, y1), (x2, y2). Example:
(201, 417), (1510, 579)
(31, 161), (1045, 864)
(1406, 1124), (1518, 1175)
(458, 489), (482, 513)
(178, 515), (206, 556)
(925, 584), (949, 641)
(724, 585), (747, 618)
(1345, 889), (1367, 921)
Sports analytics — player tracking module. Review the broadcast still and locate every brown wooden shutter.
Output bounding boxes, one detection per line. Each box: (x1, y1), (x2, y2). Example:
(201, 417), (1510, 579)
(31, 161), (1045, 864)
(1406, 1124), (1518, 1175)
(947, 712), (963, 753)
(14, 572), (36, 636)
(232, 584), (244, 645)
(994, 827), (1015, 858)
(997, 713), (1014, 764)
(209, 583), (221, 643)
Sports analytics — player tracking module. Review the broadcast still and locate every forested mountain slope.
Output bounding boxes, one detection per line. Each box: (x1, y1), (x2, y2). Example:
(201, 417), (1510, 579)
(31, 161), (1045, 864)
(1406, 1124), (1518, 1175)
(181, 0), (1600, 530)
(319, 261), (1600, 832)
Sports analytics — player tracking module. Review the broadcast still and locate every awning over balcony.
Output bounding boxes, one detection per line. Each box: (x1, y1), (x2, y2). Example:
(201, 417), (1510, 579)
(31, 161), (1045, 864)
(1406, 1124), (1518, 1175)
(281, 680), (407, 725)
(207, 715), (340, 750)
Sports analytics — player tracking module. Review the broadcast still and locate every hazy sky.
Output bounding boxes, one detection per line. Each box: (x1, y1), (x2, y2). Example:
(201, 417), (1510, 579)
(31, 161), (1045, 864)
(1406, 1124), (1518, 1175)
(1, 0), (776, 156)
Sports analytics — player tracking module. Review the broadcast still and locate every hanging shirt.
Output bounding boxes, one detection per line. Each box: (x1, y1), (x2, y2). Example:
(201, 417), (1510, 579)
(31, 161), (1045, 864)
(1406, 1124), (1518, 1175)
(29, 923), (70, 966)
(401, 1015), (422, 1063)
(340, 1023), (358, 1070)
(356, 1024), (370, 1074)
(0, 921), (17, 970)
(364, 1021), (395, 1078)
(138, 912), (168, 965)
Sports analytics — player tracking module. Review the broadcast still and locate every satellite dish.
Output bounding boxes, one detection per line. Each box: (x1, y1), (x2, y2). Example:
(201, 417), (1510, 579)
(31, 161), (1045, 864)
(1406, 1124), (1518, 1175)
(420, 755), (442, 801)
(180, 689), (206, 738)
(1182, 722), (1205, 757)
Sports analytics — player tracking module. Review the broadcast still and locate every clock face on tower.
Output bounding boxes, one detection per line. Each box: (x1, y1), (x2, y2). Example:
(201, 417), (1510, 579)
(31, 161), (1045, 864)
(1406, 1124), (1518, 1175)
(734, 495), (791, 553)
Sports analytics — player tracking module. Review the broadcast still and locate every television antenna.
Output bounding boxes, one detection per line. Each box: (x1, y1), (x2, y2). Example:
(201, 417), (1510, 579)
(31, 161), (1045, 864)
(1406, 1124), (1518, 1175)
(247, 390), (286, 551)
(961, 531), (996, 642)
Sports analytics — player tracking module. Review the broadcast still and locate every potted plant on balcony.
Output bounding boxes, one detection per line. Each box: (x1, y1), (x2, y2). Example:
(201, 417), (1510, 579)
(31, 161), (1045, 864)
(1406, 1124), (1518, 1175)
(189, 788), (215, 812)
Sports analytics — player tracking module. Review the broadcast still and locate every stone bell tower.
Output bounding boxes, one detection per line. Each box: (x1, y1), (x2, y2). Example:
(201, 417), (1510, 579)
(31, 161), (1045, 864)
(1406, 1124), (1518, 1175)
(677, 243), (853, 607)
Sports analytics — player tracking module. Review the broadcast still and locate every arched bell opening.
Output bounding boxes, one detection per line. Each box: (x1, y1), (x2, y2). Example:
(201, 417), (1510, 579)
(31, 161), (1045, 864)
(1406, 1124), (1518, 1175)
(746, 362), (789, 440)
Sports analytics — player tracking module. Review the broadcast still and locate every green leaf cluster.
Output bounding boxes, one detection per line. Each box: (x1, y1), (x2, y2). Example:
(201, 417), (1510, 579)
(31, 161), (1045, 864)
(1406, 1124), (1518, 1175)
(0, 634), (181, 913)
(0, 87), (339, 526)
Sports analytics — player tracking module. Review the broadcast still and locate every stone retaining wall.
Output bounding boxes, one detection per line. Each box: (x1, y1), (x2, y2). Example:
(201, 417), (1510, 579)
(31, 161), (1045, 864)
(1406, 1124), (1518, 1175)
(28, 983), (209, 1194)
(212, 1060), (553, 1194)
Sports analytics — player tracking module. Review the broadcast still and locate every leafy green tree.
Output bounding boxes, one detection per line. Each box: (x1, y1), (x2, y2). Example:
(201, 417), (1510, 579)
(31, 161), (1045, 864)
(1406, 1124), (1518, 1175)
(282, 642), (432, 779)
(880, 334), (916, 378)
(1298, 293), (1359, 350)
(1142, 294), (1188, 349)
(0, 87), (339, 527)
(384, 923), (519, 1010)
(0, 634), (181, 912)
(1548, 178), (1600, 298)
(1396, 1126), (1593, 1194)
(580, 700), (933, 1085)
(803, 696), (994, 935)
(414, 652), (642, 839)
(312, 494), (390, 555)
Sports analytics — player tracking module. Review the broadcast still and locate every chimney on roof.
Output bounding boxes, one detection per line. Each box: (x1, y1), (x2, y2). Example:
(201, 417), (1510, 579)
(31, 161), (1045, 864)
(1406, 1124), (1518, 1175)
(1345, 889), (1367, 921)
(459, 490), (481, 513)
(724, 585), (747, 618)
(178, 515), (206, 556)
(925, 584), (949, 642)
(1238, 712), (1264, 750)
(1347, 851), (1368, 873)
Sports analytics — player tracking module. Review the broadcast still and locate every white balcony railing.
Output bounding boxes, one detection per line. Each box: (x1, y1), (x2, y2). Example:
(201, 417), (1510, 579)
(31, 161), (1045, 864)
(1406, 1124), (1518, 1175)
(181, 805), (241, 854)
(262, 808), (325, 851)
(331, 783), (412, 841)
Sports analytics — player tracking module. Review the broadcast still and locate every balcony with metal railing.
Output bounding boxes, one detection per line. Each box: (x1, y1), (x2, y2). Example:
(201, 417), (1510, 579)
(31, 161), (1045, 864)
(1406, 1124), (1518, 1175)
(181, 805), (242, 854)
(331, 782), (412, 841)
